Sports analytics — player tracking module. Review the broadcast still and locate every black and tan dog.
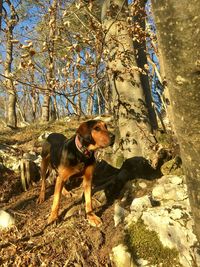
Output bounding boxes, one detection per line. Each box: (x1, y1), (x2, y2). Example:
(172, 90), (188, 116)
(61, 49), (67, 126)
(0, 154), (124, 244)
(37, 119), (115, 227)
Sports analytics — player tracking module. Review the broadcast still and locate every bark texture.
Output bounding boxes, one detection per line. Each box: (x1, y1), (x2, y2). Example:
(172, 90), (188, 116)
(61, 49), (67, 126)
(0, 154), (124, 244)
(0, 0), (2, 30)
(102, 0), (156, 167)
(41, 0), (57, 122)
(4, 1), (17, 128)
(152, 0), (200, 242)
(134, 0), (158, 130)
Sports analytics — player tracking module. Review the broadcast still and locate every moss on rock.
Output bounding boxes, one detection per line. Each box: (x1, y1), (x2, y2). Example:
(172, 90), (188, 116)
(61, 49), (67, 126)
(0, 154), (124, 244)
(125, 220), (182, 267)
(161, 156), (183, 176)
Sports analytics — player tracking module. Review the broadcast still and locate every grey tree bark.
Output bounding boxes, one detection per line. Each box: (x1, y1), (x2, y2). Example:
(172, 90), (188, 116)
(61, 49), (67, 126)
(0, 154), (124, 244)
(4, 0), (18, 128)
(41, 0), (57, 122)
(0, 0), (2, 30)
(152, 0), (200, 242)
(134, 0), (158, 130)
(101, 0), (157, 167)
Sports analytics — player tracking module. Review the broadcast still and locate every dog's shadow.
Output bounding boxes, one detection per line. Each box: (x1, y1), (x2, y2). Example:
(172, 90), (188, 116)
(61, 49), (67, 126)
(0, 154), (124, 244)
(45, 156), (163, 225)
(91, 157), (162, 217)
(59, 157), (162, 221)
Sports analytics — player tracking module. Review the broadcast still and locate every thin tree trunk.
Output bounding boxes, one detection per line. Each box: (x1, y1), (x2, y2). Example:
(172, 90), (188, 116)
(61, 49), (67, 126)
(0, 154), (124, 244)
(77, 70), (81, 117)
(53, 95), (59, 119)
(16, 100), (27, 124)
(30, 73), (37, 121)
(152, 0), (200, 242)
(4, 1), (18, 128)
(0, 0), (2, 30)
(96, 87), (101, 115)
(104, 78), (112, 114)
(87, 86), (95, 115)
(41, 92), (50, 121)
(41, 0), (57, 122)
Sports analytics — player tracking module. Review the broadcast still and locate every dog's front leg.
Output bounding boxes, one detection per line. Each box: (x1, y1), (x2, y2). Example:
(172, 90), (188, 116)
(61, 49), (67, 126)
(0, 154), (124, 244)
(83, 164), (102, 227)
(48, 175), (64, 224)
(48, 163), (85, 224)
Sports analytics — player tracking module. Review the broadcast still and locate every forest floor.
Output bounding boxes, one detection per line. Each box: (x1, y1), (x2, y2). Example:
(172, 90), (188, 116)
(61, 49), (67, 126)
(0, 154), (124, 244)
(0, 117), (169, 267)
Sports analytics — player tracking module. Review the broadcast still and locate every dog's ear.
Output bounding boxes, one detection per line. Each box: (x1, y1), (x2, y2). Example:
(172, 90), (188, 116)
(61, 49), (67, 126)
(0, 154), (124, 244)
(76, 121), (95, 145)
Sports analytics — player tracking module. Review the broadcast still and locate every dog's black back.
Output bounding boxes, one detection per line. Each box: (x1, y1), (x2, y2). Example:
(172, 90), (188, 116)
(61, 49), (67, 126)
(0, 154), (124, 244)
(42, 133), (95, 170)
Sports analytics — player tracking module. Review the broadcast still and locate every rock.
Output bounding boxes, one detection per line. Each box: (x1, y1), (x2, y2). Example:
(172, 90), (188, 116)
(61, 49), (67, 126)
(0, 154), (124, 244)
(138, 182), (147, 189)
(0, 210), (15, 229)
(23, 151), (37, 161)
(114, 202), (125, 227)
(0, 144), (20, 171)
(124, 174), (200, 267)
(152, 175), (187, 202)
(110, 244), (135, 267)
(169, 175), (183, 185)
(136, 258), (149, 266)
(64, 206), (80, 219)
(170, 208), (184, 220)
(125, 196), (152, 226)
(20, 158), (40, 191)
(161, 157), (183, 175)
(93, 190), (107, 206)
(130, 195), (152, 212)
(38, 132), (52, 142)
(63, 116), (71, 122)
(141, 208), (199, 267)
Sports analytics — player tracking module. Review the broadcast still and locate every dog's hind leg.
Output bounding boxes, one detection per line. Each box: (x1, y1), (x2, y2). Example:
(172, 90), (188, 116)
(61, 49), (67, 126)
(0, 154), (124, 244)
(37, 155), (50, 204)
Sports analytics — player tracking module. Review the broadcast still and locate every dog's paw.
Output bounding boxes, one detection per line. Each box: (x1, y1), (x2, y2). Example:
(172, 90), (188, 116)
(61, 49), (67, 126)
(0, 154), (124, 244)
(47, 213), (58, 225)
(87, 213), (102, 227)
(37, 195), (45, 204)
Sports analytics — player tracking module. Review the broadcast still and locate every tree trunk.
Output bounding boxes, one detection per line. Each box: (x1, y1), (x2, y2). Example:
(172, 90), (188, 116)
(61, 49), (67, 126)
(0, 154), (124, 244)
(96, 86), (101, 115)
(77, 70), (82, 117)
(152, 0), (200, 242)
(4, 1), (17, 128)
(52, 95), (59, 119)
(41, 93), (50, 122)
(0, 0), (2, 30)
(87, 86), (95, 115)
(41, 0), (57, 122)
(102, 0), (157, 168)
(7, 91), (17, 127)
(104, 78), (112, 114)
(30, 73), (38, 121)
(134, 0), (158, 130)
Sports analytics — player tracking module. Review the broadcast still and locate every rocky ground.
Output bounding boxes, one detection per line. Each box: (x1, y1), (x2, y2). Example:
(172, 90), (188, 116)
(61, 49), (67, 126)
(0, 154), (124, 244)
(0, 117), (199, 267)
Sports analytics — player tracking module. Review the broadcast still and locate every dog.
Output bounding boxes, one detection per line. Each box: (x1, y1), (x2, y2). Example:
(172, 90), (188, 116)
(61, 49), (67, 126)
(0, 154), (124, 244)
(37, 119), (115, 227)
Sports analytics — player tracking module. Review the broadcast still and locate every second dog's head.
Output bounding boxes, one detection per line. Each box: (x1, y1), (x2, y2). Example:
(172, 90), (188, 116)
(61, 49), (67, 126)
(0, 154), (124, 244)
(76, 119), (115, 150)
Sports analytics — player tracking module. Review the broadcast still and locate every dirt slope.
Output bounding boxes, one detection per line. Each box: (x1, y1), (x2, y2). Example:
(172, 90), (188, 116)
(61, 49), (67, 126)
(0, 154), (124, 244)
(0, 117), (169, 266)
(0, 118), (125, 266)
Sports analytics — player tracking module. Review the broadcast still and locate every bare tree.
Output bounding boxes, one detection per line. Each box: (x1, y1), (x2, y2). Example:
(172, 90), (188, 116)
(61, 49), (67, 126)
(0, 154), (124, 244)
(152, 0), (200, 242)
(3, 0), (18, 128)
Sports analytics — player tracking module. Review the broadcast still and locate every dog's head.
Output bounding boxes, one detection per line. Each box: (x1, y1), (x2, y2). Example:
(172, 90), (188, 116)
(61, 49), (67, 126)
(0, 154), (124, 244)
(76, 120), (115, 150)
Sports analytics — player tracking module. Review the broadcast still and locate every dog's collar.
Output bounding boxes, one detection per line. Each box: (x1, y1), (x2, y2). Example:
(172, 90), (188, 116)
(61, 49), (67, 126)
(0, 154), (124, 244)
(75, 135), (93, 158)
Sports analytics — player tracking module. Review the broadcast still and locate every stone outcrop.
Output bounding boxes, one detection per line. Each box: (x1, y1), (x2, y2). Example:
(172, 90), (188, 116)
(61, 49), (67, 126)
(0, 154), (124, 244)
(112, 175), (200, 267)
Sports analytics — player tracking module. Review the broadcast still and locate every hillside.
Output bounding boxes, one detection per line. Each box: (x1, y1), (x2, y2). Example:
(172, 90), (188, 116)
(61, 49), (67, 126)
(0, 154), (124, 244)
(0, 117), (199, 267)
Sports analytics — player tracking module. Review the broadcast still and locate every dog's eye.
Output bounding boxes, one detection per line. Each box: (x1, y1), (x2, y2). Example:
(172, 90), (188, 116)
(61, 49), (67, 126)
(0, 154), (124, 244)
(94, 126), (101, 131)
